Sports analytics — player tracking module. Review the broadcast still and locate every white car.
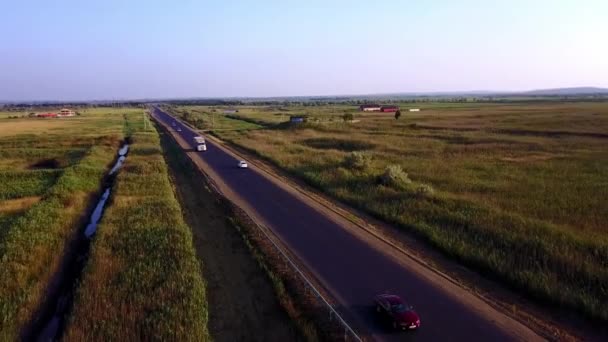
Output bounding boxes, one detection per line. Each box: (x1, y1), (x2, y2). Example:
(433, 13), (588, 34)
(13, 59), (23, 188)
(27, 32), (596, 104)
(176, 127), (182, 132)
(196, 144), (207, 152)
(237, 160), (248, 168)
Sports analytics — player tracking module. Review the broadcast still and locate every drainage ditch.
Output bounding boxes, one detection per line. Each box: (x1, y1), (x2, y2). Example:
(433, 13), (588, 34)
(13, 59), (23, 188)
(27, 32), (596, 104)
(30, 142), (130, 342)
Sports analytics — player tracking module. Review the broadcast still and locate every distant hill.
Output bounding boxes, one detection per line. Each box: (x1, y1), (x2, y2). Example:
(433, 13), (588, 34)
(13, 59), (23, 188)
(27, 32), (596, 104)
(523, 87), (608, 96)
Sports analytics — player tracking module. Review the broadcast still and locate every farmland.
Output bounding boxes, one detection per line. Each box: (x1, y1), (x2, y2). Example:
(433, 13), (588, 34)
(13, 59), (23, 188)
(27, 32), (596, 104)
(0, 109), (125, 339)
(0, 108), (209, 340)
(171, 102), (608, 323)
(64, 129), (209, 340)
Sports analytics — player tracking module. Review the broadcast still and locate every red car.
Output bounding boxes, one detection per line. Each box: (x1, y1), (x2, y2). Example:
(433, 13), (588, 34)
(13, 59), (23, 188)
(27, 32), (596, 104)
(374, 294), (421, 330)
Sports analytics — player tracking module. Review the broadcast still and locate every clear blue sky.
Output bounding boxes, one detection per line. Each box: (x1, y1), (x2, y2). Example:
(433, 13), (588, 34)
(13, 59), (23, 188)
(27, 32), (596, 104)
(1, 0), (607, 101)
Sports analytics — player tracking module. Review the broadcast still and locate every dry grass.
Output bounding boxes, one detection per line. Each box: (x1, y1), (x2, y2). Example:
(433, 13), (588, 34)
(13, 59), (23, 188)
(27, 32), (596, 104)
(0, 197), (42, 215)
(0, 119), (86, 137)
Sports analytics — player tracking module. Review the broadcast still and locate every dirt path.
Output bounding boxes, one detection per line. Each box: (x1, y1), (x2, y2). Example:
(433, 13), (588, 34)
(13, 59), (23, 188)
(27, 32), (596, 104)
(160, 130), (302, 342)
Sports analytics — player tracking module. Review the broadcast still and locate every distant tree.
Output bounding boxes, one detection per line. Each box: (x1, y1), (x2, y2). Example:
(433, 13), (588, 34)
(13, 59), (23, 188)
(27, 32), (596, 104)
(342, 112), (354, 122)
(394, 110), (401, 120)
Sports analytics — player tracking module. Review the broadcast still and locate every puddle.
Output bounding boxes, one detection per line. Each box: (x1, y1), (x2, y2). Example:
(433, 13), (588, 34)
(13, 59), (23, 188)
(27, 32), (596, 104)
(83, 188), (111, 238)
(109, 156), (126, 175)
(109, 144), (129, 175)
(32, 143), (129, 341)
(118, 144), (129, 156)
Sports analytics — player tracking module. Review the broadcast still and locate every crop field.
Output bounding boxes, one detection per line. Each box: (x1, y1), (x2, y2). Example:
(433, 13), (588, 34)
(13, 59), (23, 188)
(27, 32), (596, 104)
(172, 101), (608, 322)
(0, 109), (126, 338)
(65, 129), (209, 340)
(0, 107), (208, 340)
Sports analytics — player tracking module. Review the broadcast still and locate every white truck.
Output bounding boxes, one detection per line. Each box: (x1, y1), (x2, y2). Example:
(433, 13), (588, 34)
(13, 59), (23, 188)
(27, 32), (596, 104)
(194, 136), (207, 151)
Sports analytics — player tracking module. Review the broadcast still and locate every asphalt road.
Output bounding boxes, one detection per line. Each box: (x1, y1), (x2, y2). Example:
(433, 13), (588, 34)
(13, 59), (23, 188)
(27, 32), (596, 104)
(152, 108), (533, 342)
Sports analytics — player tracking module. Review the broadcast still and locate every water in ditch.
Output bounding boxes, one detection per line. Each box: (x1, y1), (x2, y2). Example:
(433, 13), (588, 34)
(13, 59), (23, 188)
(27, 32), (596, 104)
(33, 143), (129, 341)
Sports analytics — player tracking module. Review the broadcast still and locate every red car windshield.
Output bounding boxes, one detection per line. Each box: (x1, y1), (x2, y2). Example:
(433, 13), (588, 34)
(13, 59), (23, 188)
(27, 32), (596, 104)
(392, 303), (413, 313)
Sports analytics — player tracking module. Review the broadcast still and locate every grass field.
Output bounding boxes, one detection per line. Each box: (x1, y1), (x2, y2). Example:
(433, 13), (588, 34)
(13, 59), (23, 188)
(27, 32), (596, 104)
(0, 107), (209, 340)
(0, 110), (126, 339)
(172, 101), (608, 322)
(167, 106), (263, 131)
(64, 129), (209, 340)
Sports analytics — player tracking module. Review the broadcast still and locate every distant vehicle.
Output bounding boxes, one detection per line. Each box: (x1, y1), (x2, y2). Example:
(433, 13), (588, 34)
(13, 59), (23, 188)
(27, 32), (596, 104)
(194, 136), (205, 144)
(176, 127), (182, 132)
(196, 143), (207, 152)
(374, 294), (420, 331)
(237, 160), (248, 168)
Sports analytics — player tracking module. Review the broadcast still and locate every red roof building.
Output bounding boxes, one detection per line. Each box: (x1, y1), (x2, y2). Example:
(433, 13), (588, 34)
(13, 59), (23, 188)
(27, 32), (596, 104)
(359, 104), (382, 111)
(36, 113), (58, 118)
(380, 105), (399, 112)
(58, 108), (75, 116)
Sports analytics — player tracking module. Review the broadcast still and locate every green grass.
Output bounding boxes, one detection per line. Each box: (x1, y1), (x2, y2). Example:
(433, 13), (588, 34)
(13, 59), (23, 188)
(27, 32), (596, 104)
(171, 101), (608, 323)
(166, 106), (263, 131)
(0, 107), (209, 339)
(0, 144), (118, 339)
(64, 130), (209, 341)
(0, 107), (154, 339)
(0, 170), (62, 200)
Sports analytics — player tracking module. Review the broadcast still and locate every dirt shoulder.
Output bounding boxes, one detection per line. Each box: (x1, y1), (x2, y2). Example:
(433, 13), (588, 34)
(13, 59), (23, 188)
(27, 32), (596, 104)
(159, 129), (303, 342)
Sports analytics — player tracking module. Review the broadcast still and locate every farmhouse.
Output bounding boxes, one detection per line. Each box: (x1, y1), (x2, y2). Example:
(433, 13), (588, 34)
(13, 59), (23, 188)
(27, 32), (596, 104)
(359, 104), (382, 112)
(36, 112), (58, 118)
(58, 108), (75, 116)
(380, 105), (399, 112)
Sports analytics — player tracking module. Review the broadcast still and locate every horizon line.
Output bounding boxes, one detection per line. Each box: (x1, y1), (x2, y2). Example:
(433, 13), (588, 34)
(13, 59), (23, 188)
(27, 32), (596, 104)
(2, 86), (608, 104)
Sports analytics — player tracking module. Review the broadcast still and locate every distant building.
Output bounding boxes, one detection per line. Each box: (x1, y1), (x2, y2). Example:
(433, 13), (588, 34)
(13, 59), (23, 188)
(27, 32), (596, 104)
(223, 109), (238, 114)
(58, 108), (75, 117)
(359, 104), (382, 112)
(380, 105), (399, 112)
(36, 112), (58, 118)
(409, 108), (420, 112)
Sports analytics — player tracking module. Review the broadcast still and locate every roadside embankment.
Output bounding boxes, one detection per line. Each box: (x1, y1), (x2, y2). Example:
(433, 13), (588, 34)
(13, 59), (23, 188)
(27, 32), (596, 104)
(159, 127), (304, 341)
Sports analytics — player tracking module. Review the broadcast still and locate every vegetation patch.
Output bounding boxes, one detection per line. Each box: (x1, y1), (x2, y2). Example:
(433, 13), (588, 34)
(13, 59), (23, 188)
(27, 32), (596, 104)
(28, 158), (61, 170)
(0, 107), (165, 340)
(343, 151), (373, 170)
(300, 137), (374, 152)
(64, 131), (209, 341)
(378, 165), (412, 189)
(0, 170), (62, 201)
(0, 144), (116, 340)
(0, 197), (42, 215)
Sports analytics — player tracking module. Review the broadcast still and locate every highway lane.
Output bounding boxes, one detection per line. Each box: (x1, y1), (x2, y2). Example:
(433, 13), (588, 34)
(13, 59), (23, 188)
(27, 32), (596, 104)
(153, 107), (536, 341)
